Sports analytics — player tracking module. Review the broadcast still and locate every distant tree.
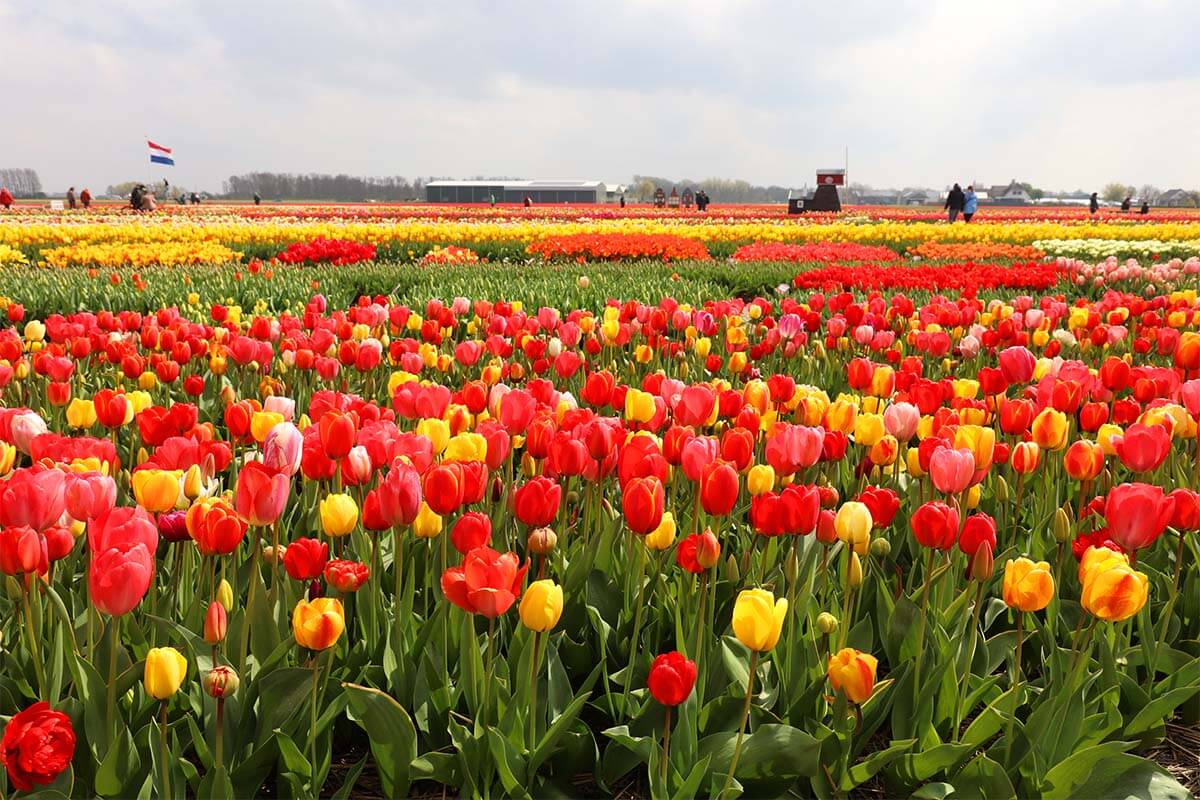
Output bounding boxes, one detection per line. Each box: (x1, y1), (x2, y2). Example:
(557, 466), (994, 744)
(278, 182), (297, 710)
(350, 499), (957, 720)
(1019, 182), (1045, 200)
(1138, 184), (1162, 203)
(1102, 183), (1134, 203)
(221, 173), (418, 201)
(0, 168), (43, 196)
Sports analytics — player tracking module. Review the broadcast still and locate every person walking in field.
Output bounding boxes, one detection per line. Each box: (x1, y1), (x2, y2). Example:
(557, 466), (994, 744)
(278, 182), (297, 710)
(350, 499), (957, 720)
(944, 183), (965, 222)
(1089, 192), (1099, 215)
(80, 188), (92, 209)
(0, 187), (11, 209)
(1121, 195), (1131, 212)
(962, 185), (978, 222)
(66, 187), (77, 209)
(1140, 198), (1150, 214)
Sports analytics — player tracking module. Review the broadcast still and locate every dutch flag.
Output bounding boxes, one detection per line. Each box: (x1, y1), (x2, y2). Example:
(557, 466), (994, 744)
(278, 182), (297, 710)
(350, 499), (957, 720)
(148, 140), (175, 166)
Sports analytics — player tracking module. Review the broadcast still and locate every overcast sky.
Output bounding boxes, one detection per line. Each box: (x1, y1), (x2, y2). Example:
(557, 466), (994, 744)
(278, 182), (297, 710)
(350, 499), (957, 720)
(4, 0), (1199, 194)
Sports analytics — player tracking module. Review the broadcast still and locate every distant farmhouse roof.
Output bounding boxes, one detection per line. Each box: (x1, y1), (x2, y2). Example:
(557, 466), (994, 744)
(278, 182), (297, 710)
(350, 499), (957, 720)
(986, 180), (1032, 204)
(1159, 189), (1196, 207)
(425, 180), (605, 189)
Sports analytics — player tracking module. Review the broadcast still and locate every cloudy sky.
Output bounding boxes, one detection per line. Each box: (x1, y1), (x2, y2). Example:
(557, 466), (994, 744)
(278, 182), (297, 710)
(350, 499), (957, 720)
(4, 0), (1199, 194)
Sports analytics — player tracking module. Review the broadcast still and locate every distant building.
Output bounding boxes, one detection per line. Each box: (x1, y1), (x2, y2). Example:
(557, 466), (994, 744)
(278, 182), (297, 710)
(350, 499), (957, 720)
(900, 188), (940, 206)
(425, 179), (608, 204)
(986, 180), (1032, 205)
(604, 183), (628, 202)
(1158, 189), (1196, 208)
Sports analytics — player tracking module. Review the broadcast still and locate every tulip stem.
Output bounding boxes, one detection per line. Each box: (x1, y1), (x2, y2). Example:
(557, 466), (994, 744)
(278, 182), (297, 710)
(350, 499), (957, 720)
(310, 650), (322, 791)
(527, 631), (542, 747)
(1002, 612), (1024, 768)
(159, 701), (171, 800)
(21, 581), (46, 698)
(911, 550), (936, 716)
(214, 697), (225, 774)
(1148, 532), (1188, 689)
(106, 616), (119, 749)
(661, 705), (671, 787)
(719, 650), (757, 800)
(954, 580), (986, 740)
(238, 527), (262, 677)
(621, 541), (648, 717)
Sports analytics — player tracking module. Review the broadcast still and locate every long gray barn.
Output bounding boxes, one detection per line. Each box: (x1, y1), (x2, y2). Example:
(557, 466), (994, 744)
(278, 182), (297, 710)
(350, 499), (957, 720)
(425, 180), (606, 204)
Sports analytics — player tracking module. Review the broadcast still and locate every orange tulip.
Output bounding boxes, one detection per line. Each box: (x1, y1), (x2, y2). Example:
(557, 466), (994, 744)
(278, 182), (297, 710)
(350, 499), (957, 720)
(1002, 557), (1054, 612)
(827, 647), (878, 703)
(292, 597), (345, 650)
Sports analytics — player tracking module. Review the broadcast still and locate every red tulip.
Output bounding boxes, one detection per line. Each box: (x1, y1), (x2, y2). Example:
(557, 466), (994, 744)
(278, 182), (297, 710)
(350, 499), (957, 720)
(370, 462), (424, 529)
(234, 462), (290, 527)
(1063, 440), (1104, 481)
(647, 651), (697, 706)
(958, 513), (996, 556)
(451, 512), (493, 554)
(857, 486), (899, 529)
(622, 476), (665, 534)
(1105, 483), (1173, 552)
(998, 346), (1036, 384)
(0, 701), (76, 792)
(911, 501), (959, 550)
(1114, 423), (1171, 473)
(440, 546), (528, 618)
(318, 410), (356, 460)
(423, 463), (465, 515)
(325, 559), (370, 592)
(204, 601), (227, 644)
(700, 460), (739, 516)
(513, 477), (562, 527)
(93, 389), (129, 429)
(64, 471), (117, 522)
(1169, 488), (1200, 531)
(283, 537), (329, 581)
(88, 512), (155, 617)
(765, 424), (823, 475)
(0, 468), (66, 531)
(0, 526), (47, 576)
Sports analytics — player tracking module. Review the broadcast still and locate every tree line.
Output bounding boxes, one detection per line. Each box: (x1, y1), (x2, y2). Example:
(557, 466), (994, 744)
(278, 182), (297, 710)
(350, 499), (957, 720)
(222, 173), (425, 201)
(0, 168), (44, 197)
(630, 175), (801, 204)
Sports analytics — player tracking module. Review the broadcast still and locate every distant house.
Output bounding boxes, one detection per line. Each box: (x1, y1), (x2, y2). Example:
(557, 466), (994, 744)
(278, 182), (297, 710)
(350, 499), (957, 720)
(986, 180), (1032, 204)
(900, 188), (940, 206)
(1158, 189), (1196, 208)
(858, 190), (900, 205)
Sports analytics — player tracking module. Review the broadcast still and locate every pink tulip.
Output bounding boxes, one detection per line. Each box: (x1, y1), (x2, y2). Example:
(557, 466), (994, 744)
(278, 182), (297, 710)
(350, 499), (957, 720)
(0, 468), (67, 531)
(234, 462), (290, 527)
(64, 471), (117, 522)
(883, 402), (920, 442)
(930, 448), (975, 495)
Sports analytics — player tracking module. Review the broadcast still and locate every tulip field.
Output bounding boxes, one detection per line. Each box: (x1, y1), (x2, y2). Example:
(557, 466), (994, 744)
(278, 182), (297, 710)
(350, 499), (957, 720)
(0, 202), (1198, 799)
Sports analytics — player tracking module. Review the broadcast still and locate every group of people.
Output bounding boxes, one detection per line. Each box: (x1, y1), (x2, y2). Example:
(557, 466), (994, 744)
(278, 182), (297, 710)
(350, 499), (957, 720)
(1093, 193), (1151, 215)
(694, 189), (711, 211)
(65, 187), (93, 209)
(943, 183), (978, 222)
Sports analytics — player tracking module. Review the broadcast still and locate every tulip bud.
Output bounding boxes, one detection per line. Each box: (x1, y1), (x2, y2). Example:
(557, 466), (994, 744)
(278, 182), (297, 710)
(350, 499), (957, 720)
(816, 611), (839, 635)
(204, 601), (227, 644)
(785, 546), (798, 584)
(969, 541), (994, 582)
(848, 552), (863, 589)
(870, 537), (891, 559)
(527, 527), (557, 555)
(308, 579), (324, 600)
(216, 579), (233, 612)
(994, 475), (1011, 503)
(696, 528), (721, 569)
(203, 666), (239, 698)
(724, 553), (740, 583)
(1053, 506), (1072, 542)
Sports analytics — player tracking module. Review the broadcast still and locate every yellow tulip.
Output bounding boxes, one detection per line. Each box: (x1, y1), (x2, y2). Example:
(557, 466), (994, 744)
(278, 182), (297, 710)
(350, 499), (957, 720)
(518, 579), (564, 632)
(292, 598), (345, 650)
(320, 493), (359, 537)
(746, 464), (775, 496)
(66, 398), (97, 428)
(645, 511), (677, 551)
(1002, 558), (1054, 612)
(732, 588), (787, 652)
(412, 502), (443, 539)
(132, 469), (182, 513)
(827, 647), (877, 703)
(144, 647), (188, 700)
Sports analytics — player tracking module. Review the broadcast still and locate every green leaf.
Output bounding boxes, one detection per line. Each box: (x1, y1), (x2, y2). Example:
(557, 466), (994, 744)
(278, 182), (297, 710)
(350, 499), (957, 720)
(910, 782), (955, 800)
(529, 686), (593, 777)
(487, 728), (531, 799)
(1122, 687), (1198, 741)
(95, 725), (141, 797)
(343, 682), (418, 799)
(843, 738), (915, 790)
(950, 754), (1015, 800)
(253, 667), (312, 746)
(330, 754), (368, 800)
(275, 730), (312, 782)
(1040, 745), (1190, 800)
(700, 723), (821, 783)
(671, 753), (712, 800)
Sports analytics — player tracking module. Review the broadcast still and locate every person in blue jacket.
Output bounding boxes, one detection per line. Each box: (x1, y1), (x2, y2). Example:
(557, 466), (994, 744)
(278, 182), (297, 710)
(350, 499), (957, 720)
(963, 185), (979, 222)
